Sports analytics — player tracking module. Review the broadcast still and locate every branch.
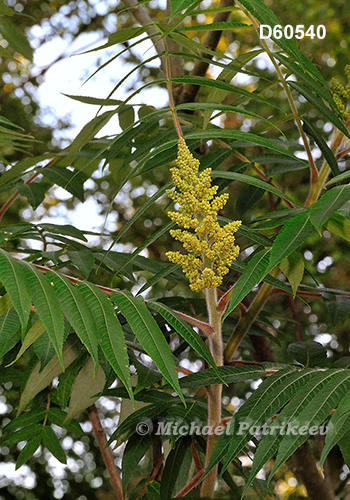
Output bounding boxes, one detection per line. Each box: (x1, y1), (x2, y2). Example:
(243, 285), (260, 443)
(30, 262), (116, 294)
(88, 404), (124, 500)
(292, 442), (335, 500)
(177, 0), (235, 104)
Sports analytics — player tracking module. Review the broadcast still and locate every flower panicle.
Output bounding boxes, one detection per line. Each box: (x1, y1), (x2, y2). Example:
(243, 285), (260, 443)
(331, 64), (350, 119)
(166, 138), (241, 292)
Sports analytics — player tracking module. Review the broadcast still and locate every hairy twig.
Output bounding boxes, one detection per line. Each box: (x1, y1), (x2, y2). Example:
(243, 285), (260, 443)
(200, 288), (224, 497)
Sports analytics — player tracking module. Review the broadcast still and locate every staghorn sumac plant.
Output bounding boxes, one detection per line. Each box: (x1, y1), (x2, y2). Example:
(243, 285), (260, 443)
(0, 0), (350, 499)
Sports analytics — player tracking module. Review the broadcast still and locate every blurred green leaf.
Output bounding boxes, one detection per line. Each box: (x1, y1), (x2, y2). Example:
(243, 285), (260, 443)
(0, 18), (33, 60)
(67, 250), (95, 278)
(288, 341), (327, 367)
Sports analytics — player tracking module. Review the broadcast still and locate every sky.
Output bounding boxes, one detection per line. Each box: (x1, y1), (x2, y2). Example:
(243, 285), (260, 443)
(26, 27), (169, 245)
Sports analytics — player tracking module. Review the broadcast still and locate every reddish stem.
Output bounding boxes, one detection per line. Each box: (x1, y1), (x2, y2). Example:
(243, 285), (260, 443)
(175, 469), (205, 497)
(190, 441), (202, 472)
(225, 360), (263, 366)
(30, 262), (116, 294)
(336, 146), (350, 160)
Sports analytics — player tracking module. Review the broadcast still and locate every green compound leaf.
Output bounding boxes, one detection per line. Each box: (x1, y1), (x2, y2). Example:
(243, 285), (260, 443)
(205, 368), (299, 480)
(21, 263), (65, 368)
(279, 252), (305, 297)
(122, 433), (153, 493)
(269, 211), (314, 270)
(238, 0), (325, 84)
(310, 184), (350, 232)
(148, 300), (217, 370)
(42, 427), (66, 464)
(270, 371), (350, 479)
(17, 340), (78, 415)
(242, 370), (345, 492)
(0, 248), (31, 332)
(224, 248), (271, 319)
(225, 370), (317, 484)
(48, 272), (99, 371)
(16, 435), (42, 470)
(64, 357), (106, 423)
(78, 282), (133, 403)
(111, 291), (185, 405)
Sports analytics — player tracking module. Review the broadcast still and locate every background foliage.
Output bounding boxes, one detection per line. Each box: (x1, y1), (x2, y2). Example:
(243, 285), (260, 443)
(1, 0), (350, 499)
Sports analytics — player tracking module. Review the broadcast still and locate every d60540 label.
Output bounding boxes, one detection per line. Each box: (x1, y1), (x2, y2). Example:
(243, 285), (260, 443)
(259, 25), (326, 40)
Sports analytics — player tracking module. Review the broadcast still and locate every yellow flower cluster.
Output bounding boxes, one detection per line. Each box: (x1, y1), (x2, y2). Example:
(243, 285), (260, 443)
(166, 138), (241, 292)
(331, 64), (350, 119)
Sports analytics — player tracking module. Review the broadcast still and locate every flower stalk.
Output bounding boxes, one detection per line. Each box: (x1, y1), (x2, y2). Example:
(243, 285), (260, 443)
(166, 138), (241, 496)
(164, 40), (242, 495)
